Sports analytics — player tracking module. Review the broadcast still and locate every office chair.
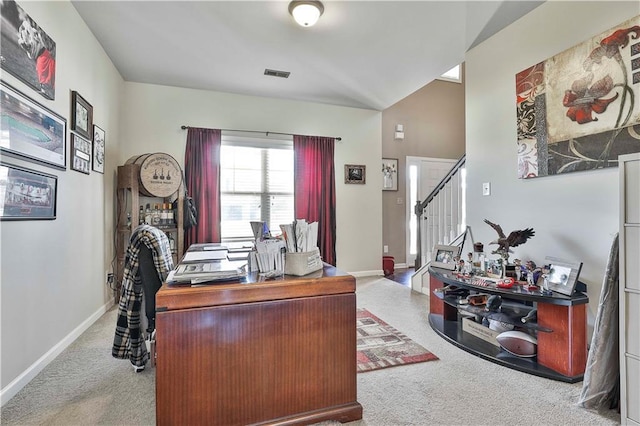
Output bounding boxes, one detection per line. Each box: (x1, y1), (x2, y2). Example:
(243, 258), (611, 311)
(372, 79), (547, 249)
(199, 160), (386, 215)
(112, 224), (174, 372)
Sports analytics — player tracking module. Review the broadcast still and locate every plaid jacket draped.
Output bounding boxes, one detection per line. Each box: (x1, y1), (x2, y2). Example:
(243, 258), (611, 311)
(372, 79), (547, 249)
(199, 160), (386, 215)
(112, 224), (174, 367)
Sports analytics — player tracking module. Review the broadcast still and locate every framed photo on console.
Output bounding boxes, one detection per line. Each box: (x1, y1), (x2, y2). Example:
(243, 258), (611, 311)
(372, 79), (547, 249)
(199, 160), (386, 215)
(431, 244), (460, 270)
(542, 256), (582, 296)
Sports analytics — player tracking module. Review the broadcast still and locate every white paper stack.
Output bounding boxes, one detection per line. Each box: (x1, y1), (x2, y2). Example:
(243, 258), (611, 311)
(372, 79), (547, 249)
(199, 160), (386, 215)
(279, 219), (318, 253)
(254, 238), (286, 277)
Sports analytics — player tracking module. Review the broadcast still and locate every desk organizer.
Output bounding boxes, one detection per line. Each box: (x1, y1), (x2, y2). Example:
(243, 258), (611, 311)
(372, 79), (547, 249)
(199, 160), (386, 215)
(285, 248), (323, 276)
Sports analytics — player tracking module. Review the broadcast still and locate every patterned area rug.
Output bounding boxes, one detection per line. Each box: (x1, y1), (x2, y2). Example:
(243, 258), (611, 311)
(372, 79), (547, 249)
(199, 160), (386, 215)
(356, 308), (438, 372)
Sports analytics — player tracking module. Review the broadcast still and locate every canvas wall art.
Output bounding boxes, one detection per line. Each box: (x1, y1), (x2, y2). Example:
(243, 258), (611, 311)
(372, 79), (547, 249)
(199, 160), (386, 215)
(0, 0), (56, 100)
(516, 15), (640, 179)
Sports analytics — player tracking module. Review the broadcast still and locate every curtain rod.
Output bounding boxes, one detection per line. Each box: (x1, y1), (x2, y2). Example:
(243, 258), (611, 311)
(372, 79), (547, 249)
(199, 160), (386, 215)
(180, 125), (341, 142)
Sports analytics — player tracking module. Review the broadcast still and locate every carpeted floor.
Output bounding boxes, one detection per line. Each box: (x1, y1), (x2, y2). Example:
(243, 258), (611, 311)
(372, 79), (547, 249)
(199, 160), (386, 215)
(356, 308), (438, 372)
(1, 276), (621, 425)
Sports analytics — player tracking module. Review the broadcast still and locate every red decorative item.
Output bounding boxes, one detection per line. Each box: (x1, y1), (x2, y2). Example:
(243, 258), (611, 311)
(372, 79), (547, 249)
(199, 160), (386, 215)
(497, 277), (515, 288)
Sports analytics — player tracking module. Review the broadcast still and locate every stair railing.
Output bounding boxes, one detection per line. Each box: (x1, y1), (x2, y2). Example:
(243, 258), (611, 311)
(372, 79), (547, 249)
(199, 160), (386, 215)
(414, 155), (466, 269)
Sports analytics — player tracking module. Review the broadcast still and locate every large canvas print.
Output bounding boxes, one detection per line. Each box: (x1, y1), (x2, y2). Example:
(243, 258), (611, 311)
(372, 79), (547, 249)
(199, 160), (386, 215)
(516, 16), (640, 179)
(0, 0), (56, 100)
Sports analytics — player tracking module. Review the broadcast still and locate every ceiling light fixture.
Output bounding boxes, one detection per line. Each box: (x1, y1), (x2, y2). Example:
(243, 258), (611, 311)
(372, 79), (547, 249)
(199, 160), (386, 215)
(288, 1), (324, 27)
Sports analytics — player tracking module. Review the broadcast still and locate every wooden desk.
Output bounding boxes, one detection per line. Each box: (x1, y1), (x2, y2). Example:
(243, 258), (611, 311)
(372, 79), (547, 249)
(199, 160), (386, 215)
(155, 265), (363, 425)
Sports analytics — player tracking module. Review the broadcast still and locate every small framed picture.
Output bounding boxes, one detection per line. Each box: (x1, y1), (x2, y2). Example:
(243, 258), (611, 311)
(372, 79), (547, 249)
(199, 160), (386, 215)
(431, 244), (460, 270)
(382, 158), (398, 191)
(71, 91), (93, 140)
(541, 256), (583, 296)
(92, 125), (105, 174)
(0, 162), (57, 220)
(345, 164), (366, 184)
(71, 133), (91, 175)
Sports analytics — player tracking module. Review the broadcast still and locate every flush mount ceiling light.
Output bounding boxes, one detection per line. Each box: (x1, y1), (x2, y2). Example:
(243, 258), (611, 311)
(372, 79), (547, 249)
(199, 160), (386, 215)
(288, 1), (324, 27)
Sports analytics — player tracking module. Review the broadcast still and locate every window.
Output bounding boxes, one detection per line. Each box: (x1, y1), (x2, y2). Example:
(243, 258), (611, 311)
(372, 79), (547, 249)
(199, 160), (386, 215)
(437, 64), (462, 83)
(220, 134), (294, 241)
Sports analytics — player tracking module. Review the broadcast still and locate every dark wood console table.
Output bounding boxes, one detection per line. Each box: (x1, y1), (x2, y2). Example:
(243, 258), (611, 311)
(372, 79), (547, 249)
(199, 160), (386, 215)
(429, 267), (588, 383)
(155, 264), (362, 426)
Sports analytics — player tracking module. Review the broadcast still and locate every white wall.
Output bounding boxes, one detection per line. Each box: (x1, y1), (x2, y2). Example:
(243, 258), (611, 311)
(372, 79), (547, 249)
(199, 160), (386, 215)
(465, 1), (638, 325)
(119, 82), (383, 275)
(0, 1), (123, 399)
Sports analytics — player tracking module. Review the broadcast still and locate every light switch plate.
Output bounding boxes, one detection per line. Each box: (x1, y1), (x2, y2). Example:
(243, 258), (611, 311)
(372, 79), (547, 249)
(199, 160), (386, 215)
(482, 182), (491, 196)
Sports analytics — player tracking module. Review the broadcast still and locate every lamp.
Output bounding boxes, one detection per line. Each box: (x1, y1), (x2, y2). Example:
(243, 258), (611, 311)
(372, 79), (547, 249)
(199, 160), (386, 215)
(288, 1), (324, 27)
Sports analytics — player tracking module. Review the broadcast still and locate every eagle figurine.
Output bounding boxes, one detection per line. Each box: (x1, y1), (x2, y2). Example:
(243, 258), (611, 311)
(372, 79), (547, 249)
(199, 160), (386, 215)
(484, 219), (535, 257)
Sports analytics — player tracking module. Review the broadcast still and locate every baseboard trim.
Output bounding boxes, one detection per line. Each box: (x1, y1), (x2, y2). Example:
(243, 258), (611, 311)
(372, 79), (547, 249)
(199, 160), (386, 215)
(1, 298), (115, 406)
(348, 269), (384, 277)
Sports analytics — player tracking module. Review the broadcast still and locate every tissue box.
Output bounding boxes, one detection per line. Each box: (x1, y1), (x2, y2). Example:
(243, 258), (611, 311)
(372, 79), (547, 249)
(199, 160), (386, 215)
(285, 248), (323, 276)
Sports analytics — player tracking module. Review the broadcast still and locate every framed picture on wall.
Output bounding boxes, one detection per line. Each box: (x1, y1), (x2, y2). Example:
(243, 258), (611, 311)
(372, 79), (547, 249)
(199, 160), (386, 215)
(0, 80), (66, 170)
(71, 91), (93, 140)
(345, 164), (366, 184)
(382, 158), (398, 191)
(0, 162), (57, 220)
(0, 0), (56, 100)
(92, 125), (105, 174)
(71, 133), (91, 175)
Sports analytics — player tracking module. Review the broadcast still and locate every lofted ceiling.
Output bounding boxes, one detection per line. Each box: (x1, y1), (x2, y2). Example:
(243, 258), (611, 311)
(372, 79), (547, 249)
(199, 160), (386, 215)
(71, 1), (544, 111)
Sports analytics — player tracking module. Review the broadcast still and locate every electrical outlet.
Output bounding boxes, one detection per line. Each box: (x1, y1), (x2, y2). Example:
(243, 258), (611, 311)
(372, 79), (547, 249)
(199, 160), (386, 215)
(383, 245), (389, 253)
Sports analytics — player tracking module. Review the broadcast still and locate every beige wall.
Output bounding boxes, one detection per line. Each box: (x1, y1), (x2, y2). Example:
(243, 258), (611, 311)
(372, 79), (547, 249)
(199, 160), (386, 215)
(465, 1), (638, 326)
(382, 74), (466, 265)
(119, 82), (383, 275)
(1, 0), (123, 399)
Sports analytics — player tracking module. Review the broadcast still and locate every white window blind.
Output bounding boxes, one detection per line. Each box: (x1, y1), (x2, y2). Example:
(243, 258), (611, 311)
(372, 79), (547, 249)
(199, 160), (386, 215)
(220, 134), (294, 240)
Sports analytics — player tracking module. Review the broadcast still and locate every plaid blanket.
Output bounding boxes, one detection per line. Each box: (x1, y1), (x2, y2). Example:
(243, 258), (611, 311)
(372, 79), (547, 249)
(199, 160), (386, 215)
(112, 225), (174, 368)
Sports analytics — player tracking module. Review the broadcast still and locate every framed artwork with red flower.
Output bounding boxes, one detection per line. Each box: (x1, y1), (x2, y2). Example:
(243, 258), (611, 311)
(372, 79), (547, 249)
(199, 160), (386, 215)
(515, 15), (640, 179)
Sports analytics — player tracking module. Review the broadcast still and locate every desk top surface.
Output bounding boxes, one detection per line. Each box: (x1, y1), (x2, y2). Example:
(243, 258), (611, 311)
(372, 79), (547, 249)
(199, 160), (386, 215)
(157, 264), (355, 311)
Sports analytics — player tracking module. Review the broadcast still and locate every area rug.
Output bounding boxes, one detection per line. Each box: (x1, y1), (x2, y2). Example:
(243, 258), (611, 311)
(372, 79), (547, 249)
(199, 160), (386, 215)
(356, 308), (438, 372)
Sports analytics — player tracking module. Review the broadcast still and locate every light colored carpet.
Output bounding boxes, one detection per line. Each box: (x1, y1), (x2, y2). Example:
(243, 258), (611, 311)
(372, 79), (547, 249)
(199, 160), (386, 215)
(1, 276), (619, 425)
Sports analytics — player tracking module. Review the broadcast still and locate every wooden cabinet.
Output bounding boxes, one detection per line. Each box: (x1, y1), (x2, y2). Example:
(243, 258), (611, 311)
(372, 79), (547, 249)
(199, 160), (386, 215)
(619, 153), (640, 426)
(115, 163), (184, 290)
(428, 267), (588, 382)
(154, 265), (363, 426)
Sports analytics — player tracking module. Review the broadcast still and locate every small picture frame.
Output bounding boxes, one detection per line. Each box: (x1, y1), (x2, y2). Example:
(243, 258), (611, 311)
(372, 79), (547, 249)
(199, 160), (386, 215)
(431, 244), (460, 270)
(345, 164), (366, 184)
(71, 134), (91, 175)
(92, 125), (105, 174)
(382, 158), (398, 191)
(0, 162), (57, 220)
(71, 91), (93, 140)
(541, 256), (583, 296)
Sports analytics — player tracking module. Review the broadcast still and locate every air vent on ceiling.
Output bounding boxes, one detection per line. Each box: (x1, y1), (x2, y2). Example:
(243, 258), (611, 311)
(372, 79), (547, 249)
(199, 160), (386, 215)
(264, 68), (291, 78)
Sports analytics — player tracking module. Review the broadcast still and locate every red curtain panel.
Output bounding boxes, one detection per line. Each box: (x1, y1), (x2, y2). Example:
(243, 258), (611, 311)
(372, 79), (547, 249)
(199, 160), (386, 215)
(293, 135), (337, 266)
(184, 127), (221, 248)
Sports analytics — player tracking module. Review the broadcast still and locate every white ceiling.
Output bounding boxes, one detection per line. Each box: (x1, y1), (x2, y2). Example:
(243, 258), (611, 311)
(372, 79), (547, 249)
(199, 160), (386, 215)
(71, 1), (544, 111)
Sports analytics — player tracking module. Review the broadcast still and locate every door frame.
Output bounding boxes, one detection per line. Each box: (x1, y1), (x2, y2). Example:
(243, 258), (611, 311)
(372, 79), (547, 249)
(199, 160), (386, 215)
(405, 156), (457, 267)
